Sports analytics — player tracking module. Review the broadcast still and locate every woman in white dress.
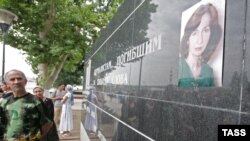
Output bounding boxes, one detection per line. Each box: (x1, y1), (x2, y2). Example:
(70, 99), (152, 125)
(59, 84), (73, 136)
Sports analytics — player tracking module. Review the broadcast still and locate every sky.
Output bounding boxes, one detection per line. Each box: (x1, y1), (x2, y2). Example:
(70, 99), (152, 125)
(0, 43), (37, 79)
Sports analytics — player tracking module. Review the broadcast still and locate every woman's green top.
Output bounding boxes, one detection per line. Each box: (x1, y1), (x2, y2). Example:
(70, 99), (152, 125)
(178, 57), (214, 87)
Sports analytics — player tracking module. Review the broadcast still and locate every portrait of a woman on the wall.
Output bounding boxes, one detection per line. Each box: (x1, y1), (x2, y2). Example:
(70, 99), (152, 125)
(178, 0), (225, 87)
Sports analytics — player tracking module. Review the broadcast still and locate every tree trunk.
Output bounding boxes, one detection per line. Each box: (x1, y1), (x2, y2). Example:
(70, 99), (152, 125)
(37, 63), (49, 86)
(37, 0), (57, 89)
(43, 54), (69, 89)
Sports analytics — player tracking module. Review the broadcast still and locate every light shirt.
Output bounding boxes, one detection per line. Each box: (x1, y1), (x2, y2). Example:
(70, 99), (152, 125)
(53, 90), (66, 107)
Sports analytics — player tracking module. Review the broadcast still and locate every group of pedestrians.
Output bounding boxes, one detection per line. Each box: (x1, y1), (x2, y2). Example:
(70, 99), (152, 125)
(0, 69), (74, 141)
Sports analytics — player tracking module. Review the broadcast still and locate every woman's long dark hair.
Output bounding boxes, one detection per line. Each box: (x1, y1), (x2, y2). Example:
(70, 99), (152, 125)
(181, 3), (222, 62)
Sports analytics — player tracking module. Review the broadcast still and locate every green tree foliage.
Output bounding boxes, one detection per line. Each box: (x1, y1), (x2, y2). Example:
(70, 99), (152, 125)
(55, 60), (84, 86)
(0, 0), (124, 88)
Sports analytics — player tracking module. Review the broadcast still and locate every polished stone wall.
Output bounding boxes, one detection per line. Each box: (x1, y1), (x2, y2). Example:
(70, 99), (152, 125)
(83, 0), (250, 140)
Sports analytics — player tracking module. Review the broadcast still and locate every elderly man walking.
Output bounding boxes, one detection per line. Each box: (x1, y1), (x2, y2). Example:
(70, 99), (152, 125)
(0, 69), (52, 141)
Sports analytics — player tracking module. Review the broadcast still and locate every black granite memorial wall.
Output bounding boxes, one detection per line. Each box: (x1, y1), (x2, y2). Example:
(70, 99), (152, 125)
(83, 0), (250, 140)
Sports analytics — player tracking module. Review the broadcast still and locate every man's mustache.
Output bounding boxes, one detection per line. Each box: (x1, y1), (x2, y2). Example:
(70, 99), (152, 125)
(13, 84), (24, 88)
